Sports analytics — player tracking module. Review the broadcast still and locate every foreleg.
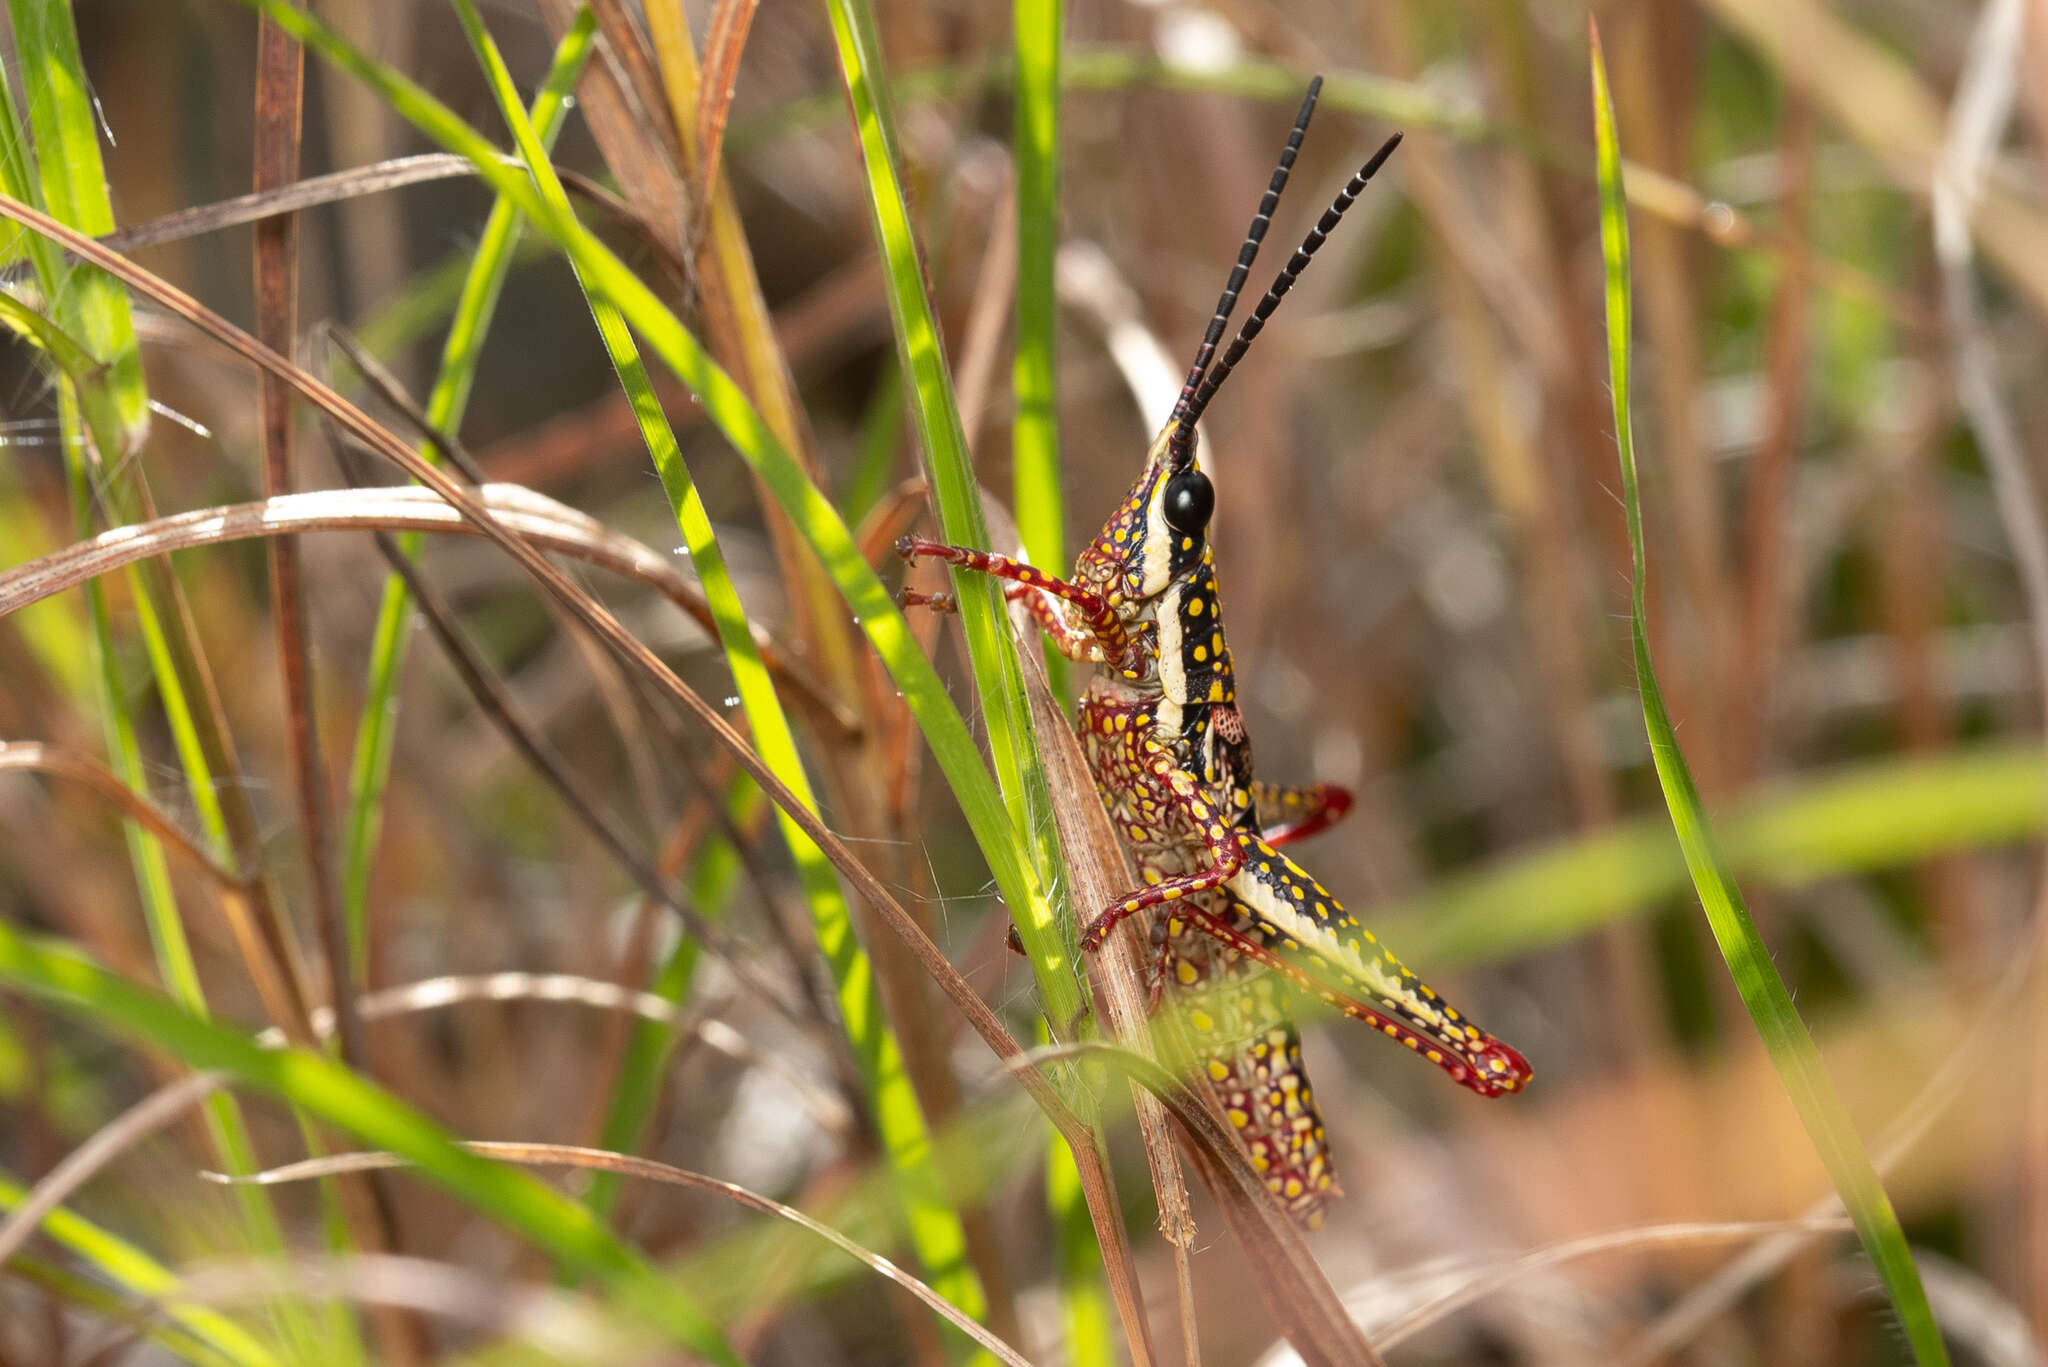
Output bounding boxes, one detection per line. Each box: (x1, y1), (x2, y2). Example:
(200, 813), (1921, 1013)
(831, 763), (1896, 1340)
(895, 536), (1141, 672)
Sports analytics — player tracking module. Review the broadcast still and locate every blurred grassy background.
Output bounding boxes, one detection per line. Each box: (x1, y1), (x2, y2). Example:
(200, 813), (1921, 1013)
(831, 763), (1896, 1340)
(0, 0), (2044, 1363)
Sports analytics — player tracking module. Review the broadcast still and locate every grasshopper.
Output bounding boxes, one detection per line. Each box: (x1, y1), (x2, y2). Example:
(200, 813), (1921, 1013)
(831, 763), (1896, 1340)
(901, 79), (1531, 1223)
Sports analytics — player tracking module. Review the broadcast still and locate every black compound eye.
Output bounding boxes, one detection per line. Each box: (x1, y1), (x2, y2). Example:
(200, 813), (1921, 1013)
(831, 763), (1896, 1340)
(1161, 471), (1215, 535)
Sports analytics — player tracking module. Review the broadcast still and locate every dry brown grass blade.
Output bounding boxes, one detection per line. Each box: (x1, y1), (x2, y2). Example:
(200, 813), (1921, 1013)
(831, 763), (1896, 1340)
(954, 174), (1018, 455)
(1734, 95), (1817, 775)
(0, 1070), (225, 1270)
(0, 738), (307, 1051)
(0, 744), (246, 892)
(254, 5), (357, 1077)
(1020, 660), (1195, 1367)
(1019, 1042), (1385, 1367)
(299, 973), (854, 1136)
(254, 28), (418, 1350)
(0, 482), (858, 742)
(100, 154), (474, 253)
(315, 324), (490, 482)
(1370, 1217), (1853, 1351)
(205, 1142), (1038, 1367)
(0, 186), (1103, 1195)
(98, 1253), (656, 1364)
(541, 0), (687, 247)
(694, 0), (759, 217)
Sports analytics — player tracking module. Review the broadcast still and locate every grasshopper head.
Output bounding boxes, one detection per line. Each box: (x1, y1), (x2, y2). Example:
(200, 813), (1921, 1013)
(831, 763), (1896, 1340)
(1074, 424), (1215, 614)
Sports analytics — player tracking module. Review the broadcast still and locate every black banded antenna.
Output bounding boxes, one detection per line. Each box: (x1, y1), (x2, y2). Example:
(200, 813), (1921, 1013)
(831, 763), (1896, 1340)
(1170, 130), (1405, 466)
(1166, 77), (1323, 464)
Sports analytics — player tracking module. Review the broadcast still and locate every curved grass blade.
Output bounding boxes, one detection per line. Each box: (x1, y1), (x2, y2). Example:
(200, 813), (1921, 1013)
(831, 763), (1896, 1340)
(1589, 23), (1949, 1366)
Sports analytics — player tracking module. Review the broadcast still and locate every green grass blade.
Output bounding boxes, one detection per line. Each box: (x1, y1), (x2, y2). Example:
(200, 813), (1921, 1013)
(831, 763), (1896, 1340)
(824, 0), (1079, 1033)
(8, 0), (147, 445)
(0, 45), (311, 1356)
(1589, 26), (1948, 1365)
(5, 1251), (247, 1367)
(447, 0), (988, 1332)
(1012, 0), (1065, 696)
(0, 1171), (281, 1367)
(1044, 1090), (1113, 1367)
(0, 924), (747, 1366)
(1381, 743), (2048, 969)
(340, 8), (596, 985)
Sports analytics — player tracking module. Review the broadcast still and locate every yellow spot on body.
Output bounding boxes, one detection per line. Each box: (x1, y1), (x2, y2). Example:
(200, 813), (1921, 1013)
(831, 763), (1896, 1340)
(1177, 961), (1200, 985)
(1209, 681), (1225, 702)
(1188, 598), (1205, 616)
(1190, 1010), (1215, 1033)
(1192, 645), (1208, 662)
(1228, 1108), (1249, 1128)
(1207, 1059), (1228, 1080)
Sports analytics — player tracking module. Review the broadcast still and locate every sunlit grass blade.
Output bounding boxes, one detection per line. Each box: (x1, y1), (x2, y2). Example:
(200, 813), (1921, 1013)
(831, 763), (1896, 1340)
(447, 0), (989, 1332)
(0, 1171), (280, 1367)
(1045, 1060), (1115, 1367)
(7, 0), (147, 444)
(0, 923), (746, 1365)
(1012, 0), (1065, 697)
(824, 0), (1078, 1036)
(341, 7), (596, 985)
(1589, 23), (1949, 1366)
(1381, 743), (2048, 969)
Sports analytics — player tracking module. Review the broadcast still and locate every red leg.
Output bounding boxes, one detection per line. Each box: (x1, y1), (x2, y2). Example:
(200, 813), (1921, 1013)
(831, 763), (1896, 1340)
(1078, 748), (1246, 951)
(901, 581), (1106, 664)
(1253, 781), (1354, 847)
(895, 535), (1141, 672)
